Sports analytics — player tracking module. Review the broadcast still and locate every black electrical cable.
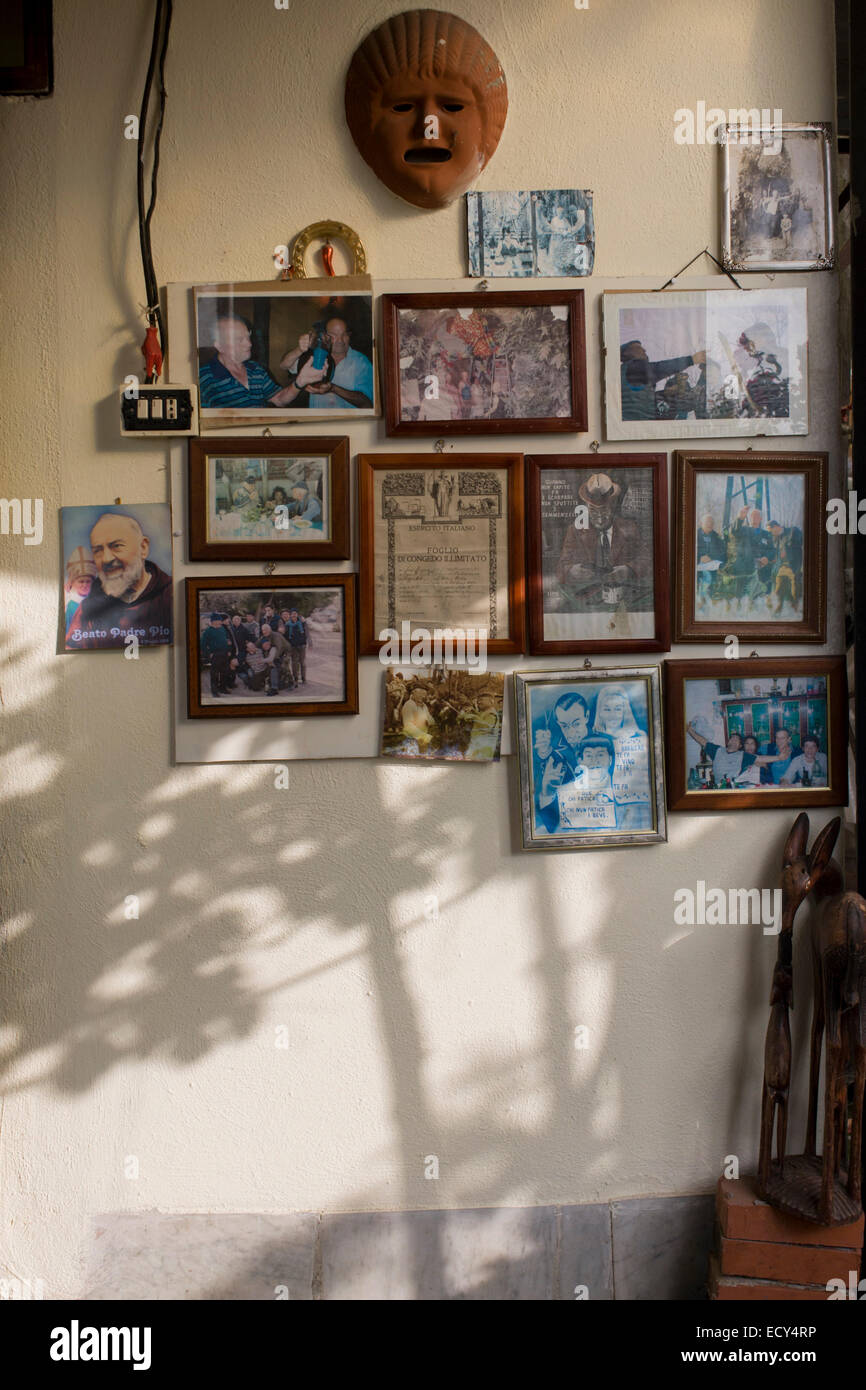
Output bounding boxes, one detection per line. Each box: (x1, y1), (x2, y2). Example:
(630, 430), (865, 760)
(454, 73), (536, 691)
(137, 0), (173, 381)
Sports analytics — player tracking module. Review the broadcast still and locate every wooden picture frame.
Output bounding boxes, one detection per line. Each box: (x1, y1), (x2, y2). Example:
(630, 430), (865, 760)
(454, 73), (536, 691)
(381, 289), (587, 436)
(187, 435), (350, 561)
(358, 453), (525, 656)
(673, 450), (827, 643)
(526, 452), (670, 655)
(664, 656), (846, 811)
(186, 574), (358, 719)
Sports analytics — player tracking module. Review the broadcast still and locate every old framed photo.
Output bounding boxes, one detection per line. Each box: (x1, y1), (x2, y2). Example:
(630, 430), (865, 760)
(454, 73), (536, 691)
(526, 452), (669, 655)
(673, 450), (827, 643)
(193, 278), (376, 425)
(381, 289), (587, 435)
(664, 657), (846, 811)
(381, 667), (505, 762)
(186, 574), (358, 718)
(466, 189), (595, 278)
(514, 666), (667, 851)
(602, 288), (808, 439)
(722, 123), (835, 273)
(358, 453), (525, 656)
(188, 435), (350, 561)
(61, 503), (172, 652)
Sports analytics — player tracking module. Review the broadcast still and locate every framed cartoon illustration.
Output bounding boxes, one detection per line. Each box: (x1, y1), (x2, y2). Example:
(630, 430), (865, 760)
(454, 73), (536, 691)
(514, 666), (667, 851)
(602, 288), (809, 439)
(525, 452), (669, 654)
(358, 453), (525, 656)
(186, 574), (358, 719)
(664, 657), (846, 811)
(673, 450), (827, 642)
(381, 289), (587, 435)
(188, 436), (350, 561)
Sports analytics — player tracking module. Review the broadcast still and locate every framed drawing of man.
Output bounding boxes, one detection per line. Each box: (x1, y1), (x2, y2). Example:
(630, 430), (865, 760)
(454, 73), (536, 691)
(525, 453), (669, 654)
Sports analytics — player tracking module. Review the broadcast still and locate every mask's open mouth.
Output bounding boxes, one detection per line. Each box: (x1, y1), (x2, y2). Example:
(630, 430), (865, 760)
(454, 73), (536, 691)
(403, 147), (452, 164)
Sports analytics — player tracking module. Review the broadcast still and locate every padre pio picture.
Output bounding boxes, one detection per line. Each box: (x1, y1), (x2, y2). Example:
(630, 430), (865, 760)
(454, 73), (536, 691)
(381, 667), (505, 762)
(61, 504), (173, 652)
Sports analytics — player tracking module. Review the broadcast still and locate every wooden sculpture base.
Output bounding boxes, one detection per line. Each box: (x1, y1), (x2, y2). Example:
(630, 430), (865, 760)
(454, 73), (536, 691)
(757, 1154), (862, 1227)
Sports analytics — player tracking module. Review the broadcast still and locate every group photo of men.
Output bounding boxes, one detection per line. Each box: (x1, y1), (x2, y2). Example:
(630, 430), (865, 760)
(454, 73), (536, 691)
(684, 676), (829, 789)
(693, 471), (805, 620)
(197, 589), (345, 705)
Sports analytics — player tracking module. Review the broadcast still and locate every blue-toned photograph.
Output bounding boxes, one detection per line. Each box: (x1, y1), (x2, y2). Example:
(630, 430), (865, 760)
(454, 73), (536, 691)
(61, 503), (173, 652)
(515, 668), (666, 850)
(467, 189), (595, 278)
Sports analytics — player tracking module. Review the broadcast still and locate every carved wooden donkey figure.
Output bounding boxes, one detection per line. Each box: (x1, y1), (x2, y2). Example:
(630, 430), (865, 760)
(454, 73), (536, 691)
(758, 813), (819, 1191)
(803, 815), (866, 1223)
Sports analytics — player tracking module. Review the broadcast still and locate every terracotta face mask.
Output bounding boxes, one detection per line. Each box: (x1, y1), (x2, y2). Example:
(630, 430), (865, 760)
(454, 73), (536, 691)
(345, 9), (508, 211)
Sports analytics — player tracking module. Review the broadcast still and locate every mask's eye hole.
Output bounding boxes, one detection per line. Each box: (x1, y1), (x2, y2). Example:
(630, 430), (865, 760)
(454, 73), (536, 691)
(392, 102), (413, 112)
(442, 102), (464, 112)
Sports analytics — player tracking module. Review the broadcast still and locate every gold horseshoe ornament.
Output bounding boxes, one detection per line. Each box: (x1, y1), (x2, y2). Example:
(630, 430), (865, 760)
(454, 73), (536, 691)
(291, 221), (368, 278)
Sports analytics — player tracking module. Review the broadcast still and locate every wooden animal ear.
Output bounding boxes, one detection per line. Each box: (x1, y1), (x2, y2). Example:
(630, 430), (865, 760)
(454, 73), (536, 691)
(808, 816), (841, 878)
(783, 811), (810, 866)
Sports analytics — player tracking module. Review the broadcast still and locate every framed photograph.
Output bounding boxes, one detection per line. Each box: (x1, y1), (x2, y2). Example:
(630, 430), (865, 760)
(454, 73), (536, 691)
(61, 503), (172, 652)
(188, 436), (350, 561)
(381, 668), (505, 762)
(381, 289), (587, 435)
(358, 453), (525, 656)
(673, 450), (827, 643)
(186, 574), (358, 718)
(722, 123), (835, 273)
(466, 189), (595, 278)
(664, 657), (846, 811)
(602, 288), (808, 439)
(514, 666), (667, 851)
(526, 452), (669, 655)
(193, 278), (376, 425)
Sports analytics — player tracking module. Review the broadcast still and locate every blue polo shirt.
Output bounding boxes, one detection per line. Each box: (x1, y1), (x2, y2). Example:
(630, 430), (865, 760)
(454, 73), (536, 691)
(308, 347), (373, 409)
(760, 741), (803, 783)
(199, 356), (284, 409)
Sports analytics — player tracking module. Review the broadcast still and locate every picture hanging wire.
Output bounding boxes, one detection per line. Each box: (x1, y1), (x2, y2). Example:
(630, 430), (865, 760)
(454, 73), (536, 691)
(655, 247), (746, 292)
(137, 0), (173, 382)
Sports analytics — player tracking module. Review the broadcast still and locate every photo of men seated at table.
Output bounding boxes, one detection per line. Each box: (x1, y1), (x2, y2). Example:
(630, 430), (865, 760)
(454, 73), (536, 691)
(693, 470), (804, 621)
(205, 455), (328, 544)
(684, 674), (829, 790)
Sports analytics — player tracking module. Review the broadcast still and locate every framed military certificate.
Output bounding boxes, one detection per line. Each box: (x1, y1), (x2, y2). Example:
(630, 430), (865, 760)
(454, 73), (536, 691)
(358, 453), (525, 656)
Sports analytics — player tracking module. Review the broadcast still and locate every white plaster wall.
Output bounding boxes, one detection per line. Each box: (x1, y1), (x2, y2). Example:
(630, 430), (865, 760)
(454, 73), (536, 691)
(0, 0), (842, 1295)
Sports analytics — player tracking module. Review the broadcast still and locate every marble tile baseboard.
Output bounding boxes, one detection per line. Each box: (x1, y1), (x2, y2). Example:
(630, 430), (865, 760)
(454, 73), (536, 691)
(85, 1194), (714, 1301)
